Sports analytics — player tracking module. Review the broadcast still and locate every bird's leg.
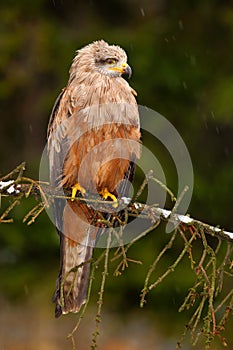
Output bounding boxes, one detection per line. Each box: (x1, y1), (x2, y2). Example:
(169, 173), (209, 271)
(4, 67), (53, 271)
(100, 188), (118, 207)
(71, 183), (86, 201)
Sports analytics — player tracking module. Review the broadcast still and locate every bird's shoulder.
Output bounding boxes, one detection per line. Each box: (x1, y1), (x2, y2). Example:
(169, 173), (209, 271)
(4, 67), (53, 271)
(48, 73), (138, 136)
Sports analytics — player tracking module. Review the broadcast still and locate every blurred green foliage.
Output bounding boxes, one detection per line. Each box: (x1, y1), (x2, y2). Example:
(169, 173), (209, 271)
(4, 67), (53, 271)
(0, 0), (233, 345)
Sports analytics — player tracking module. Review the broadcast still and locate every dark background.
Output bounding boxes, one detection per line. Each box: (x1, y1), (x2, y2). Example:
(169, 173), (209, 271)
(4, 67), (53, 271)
(0, 1), (233, 349)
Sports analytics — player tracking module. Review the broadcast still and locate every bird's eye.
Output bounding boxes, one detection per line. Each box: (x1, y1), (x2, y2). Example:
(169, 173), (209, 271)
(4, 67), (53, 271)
(105, 58), (117, 65)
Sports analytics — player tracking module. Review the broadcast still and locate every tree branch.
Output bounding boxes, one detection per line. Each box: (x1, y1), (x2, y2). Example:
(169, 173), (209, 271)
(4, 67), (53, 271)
(1, 164), (232, 349)
(1, 175), (233, 243)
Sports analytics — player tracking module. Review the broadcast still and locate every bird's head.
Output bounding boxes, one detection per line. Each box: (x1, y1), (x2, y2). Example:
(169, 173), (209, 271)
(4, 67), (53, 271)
(94, 42), (132, 78)
(71, 40), (132, 80)
(96, 56), (132, 78)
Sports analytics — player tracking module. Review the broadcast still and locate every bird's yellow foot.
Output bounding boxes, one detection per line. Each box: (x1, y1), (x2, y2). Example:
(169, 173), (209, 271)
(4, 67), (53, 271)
(100, 188), (118, 208)
(71, 183), (86, 201)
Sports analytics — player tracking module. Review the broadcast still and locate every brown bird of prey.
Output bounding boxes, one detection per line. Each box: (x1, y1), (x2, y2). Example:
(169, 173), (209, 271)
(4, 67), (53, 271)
(47, 40), (141, 317)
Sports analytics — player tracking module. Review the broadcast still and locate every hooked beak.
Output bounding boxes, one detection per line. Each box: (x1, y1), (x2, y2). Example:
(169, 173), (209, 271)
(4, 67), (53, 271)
(122, 63), (132, 79)
(109, 62), (132, 79)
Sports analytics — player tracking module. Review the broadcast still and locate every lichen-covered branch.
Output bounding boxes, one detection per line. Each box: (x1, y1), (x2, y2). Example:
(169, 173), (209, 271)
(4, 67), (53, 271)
(1, 163), (232, 349)
(1, 165), (232, 243)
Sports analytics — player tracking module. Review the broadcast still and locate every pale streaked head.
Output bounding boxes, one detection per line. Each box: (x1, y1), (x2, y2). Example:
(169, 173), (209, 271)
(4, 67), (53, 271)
(70, 40), (132, 80)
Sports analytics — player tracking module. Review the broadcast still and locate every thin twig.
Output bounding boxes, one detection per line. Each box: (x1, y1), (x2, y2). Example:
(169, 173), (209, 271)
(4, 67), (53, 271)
(147, 231), (197, 291)
(140, 229), (178, 307)
(91, 229), (112, 350)
(67, 251), (106, 349)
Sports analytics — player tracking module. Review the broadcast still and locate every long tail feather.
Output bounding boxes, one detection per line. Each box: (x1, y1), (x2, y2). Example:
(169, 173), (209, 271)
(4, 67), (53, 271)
(53, 202), (96, 317)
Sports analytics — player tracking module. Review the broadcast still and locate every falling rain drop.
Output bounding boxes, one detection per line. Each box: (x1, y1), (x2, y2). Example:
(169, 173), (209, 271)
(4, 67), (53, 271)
(140, 8), (145, 17)
(178, 20), (184, 30)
